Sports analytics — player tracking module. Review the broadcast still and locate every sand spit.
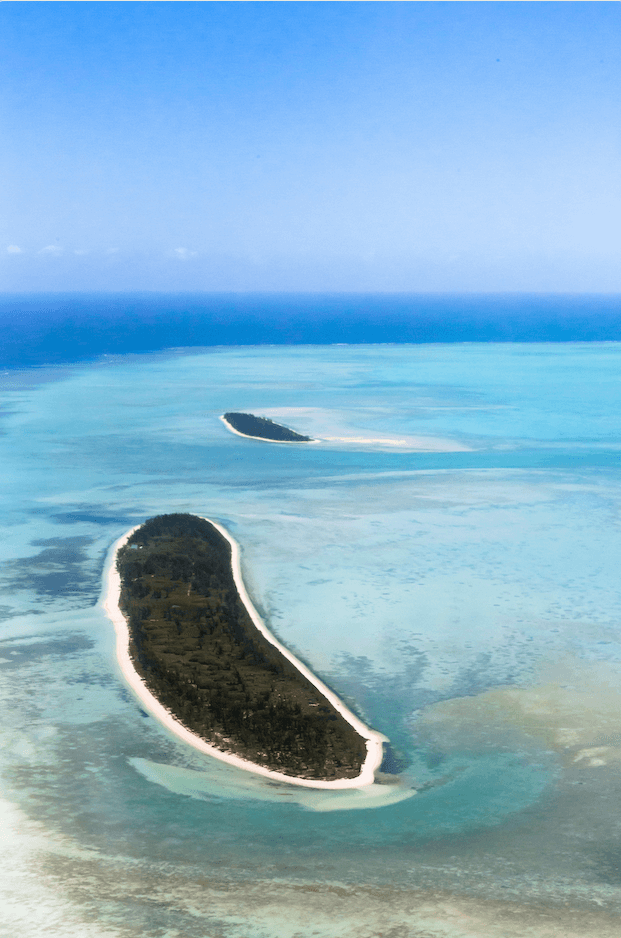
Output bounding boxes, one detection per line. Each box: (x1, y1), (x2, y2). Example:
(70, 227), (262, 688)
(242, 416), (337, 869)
(103, 520), (388, 790)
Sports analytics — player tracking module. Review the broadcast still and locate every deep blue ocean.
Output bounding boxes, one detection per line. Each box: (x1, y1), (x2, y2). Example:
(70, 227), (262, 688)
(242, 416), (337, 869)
(1, 293), (621, 937)
(3, 292), (621, 367)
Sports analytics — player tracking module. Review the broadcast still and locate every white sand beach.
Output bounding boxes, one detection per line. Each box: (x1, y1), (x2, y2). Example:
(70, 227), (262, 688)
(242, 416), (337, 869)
(103, 520), (388, 790)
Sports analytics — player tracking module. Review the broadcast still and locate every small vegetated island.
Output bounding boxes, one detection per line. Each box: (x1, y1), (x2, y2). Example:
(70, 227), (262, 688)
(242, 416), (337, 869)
(116, 513), (367, 780)
(222, 412), (313, 442)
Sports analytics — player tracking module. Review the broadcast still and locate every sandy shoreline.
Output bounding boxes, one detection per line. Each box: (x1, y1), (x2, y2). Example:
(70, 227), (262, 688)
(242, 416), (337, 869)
(103, 519), (387, 790)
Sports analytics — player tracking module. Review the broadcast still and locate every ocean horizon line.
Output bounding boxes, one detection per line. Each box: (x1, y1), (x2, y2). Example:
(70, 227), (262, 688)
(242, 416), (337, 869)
(2, 291), (621, 369)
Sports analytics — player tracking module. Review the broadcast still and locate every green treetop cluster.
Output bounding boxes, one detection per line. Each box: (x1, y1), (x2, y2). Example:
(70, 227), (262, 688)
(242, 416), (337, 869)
(224, 412), (312, 442)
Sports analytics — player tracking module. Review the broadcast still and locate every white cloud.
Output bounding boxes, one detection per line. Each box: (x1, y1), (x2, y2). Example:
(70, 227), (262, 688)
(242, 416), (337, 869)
(6, 244), (22, 254)
(73, 248), (90, 256)
(39, 244), (63, 255)
(105, 247), (119, 255)
(172, 247), (198, 260)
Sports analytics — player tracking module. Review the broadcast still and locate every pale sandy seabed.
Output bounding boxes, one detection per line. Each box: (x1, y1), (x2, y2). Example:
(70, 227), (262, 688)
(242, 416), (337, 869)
(3, 344), (621, 936)
(2, 798), (620, 938)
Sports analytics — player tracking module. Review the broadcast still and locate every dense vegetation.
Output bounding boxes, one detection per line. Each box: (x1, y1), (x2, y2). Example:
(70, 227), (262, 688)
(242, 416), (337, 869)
(116, 514), (366, 779)
(223, 412), (312, 442)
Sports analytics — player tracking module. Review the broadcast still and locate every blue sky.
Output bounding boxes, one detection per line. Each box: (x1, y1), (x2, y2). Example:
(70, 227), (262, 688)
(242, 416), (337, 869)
(2, 2), (620, 292)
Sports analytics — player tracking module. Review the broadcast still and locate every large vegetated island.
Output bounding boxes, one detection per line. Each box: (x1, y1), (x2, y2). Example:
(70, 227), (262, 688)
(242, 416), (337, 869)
(116, 513), (366, 780)
(222, 412), (313, 442)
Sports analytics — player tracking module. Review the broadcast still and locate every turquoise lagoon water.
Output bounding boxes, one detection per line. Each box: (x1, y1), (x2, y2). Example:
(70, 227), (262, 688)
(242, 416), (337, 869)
(2, 342), (621, 936)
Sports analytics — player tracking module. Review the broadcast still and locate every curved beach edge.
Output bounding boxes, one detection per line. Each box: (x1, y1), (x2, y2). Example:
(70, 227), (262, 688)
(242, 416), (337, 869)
(219, 414), (319, 444)
(102, 520), (389, 790)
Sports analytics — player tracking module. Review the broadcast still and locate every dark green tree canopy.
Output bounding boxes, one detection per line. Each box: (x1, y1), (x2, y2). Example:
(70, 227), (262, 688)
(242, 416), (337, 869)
(223, 413), (312, 442)
(117, 513), (365, 780)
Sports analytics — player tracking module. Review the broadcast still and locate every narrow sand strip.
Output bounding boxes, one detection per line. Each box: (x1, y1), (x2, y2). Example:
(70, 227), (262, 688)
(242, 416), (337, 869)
(220, 415), (318, 444)
(103, 520), (387, 790)
(321, 435), (471, 451)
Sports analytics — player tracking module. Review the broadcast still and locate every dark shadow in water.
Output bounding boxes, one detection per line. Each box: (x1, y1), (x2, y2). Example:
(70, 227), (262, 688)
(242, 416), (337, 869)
(28, 504), (139, 527)
(0, 604), (43, 621)
(332, 643), (524, 772)
(1, 535), (99, 600)
(331, 645), (432, 769)
(49, 512), (135, 526)
(49, 509), (138, 526)
(0, 633), (94, 669)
